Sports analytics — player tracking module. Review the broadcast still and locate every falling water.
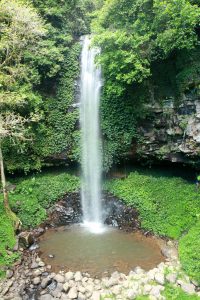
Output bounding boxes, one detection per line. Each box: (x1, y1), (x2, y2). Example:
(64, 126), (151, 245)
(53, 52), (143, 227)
(80, 36), (103, 233)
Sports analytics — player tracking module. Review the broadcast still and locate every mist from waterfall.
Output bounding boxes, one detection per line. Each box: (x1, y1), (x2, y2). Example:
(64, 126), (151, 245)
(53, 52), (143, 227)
(80, 36), (103, 233)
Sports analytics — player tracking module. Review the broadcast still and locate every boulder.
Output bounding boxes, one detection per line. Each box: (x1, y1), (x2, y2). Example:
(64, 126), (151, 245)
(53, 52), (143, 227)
(18, 232), (34, 249)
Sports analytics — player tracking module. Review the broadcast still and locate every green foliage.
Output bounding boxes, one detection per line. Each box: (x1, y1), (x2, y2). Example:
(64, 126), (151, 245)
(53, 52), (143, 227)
(105, 172), (200, 239)
(179, 221), (200, 284)
(0, 205), (19, 277)
(8, 172), (80, 228)
(163, 284), (199, 299)
(101, 83), (149, 170)
(3, 0), (87, 172)
(92, 0), (200, 169)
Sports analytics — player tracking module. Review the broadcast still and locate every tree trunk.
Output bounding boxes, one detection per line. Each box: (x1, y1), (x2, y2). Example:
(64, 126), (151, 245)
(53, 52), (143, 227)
(0, 142), (10, 212)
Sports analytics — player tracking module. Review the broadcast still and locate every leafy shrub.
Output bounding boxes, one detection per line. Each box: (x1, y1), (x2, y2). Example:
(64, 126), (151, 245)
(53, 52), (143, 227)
(9, 172), (80, 228)
(105, 172), (200, 239)
(179, 221), (200, 284)
(0, 206), (19, 277)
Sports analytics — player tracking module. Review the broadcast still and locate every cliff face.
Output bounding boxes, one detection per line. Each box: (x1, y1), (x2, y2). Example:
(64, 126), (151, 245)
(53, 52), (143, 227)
(135, 93), (200, 167)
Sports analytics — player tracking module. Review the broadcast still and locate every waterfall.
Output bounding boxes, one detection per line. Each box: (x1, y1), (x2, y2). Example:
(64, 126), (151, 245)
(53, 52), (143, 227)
(80, 36), (103, 232)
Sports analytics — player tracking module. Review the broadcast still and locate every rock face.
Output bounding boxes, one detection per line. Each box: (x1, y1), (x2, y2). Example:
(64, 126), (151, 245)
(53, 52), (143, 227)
(46, 192), (139, 230)
(133, 96), (200, 167)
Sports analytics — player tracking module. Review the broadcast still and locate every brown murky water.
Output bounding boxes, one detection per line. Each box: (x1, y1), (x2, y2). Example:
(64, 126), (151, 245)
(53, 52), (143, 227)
(39, 225), (164, 277)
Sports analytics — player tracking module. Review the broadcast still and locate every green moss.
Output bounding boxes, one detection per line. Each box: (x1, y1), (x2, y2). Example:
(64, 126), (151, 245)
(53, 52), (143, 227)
(105, 172), (200, 239)
(163, 284), (199, 299)
(0, 206), (19, 277)
(179, 221), (200, 284)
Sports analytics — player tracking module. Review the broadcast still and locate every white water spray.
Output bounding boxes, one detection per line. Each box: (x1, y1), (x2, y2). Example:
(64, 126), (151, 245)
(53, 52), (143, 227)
(80, 36), (103, 233)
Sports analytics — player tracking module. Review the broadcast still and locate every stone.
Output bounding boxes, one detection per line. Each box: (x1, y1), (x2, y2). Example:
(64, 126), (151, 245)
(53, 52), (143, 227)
(134, 266), (145, 275)
(33, 277), (41, 285)
(86, 284), (94, 293)
(143, 284), (152, 295)
(78, 285), (86, 294)
(180, 282), (195, 295)
(51, 283), (63, 298)
(65, 271), (74, 281)
(85, 291), (92, 298)
(74, 271), (82, 282)
(68, 287), (78, 299)
(91, 291), (101, 300)
(41, 276), (52, 289)
(166, 273), (177, 284)
(47, 265), (52, 270)
(33, 269), (42, 276)
(104, 278), (118, 288)
(6, 270), (14, 279)
(13, 239), (19, 252)
(38, 261), (45, 267)
(78, 292), (86, 299)
(40, 294), (54, 300)
(18, 232), (34, 248)
(54, 274), (65, 283)
(155, 273), (165, 285)
(150, 285), (164, 298)
(112, 285), (122, 295)
(47, 280), (57, 292)
(30, 244), (40, 252)
(126, 289), (137, 299)
(30, 261), (39, 269)
(63, 282), (70, 292)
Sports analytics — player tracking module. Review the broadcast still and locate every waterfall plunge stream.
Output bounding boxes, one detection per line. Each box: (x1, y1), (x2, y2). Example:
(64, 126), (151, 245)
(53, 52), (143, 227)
(80, 36), (103, 233)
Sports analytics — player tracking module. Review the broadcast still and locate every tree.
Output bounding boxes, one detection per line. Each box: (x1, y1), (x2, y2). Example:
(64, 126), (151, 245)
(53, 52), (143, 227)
(0, 114), (29, 215)
(0, 0), (45, 221)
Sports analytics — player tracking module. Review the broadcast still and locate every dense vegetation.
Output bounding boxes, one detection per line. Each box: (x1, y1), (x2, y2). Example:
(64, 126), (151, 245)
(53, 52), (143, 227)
(106, 172), (200, 283)
(93, 0), (200, 169)
(0, 0), (200, 295)
(0, 172), (79, 276)
(0, 0), (88, 172)
(1, 0), (200, 172)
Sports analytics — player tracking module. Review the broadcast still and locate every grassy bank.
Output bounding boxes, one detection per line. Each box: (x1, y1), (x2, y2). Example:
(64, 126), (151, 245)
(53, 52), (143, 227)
(105, 171), (200, 283)
(0, 172), (80, 276)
